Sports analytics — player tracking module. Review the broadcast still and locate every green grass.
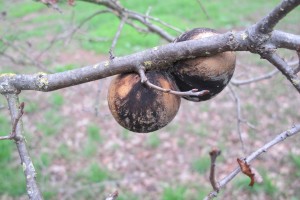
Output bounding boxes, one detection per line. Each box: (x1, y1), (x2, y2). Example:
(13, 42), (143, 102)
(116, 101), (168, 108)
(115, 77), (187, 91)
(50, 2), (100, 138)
(82, 141), (98, 157)
(162, 186), (187, 200)
(80, 163), (110, 183)
(87, 123), (102, 142)
(2, 0), (292, 57)
(116, 192), (138, 200)
(81, 124), (103, 157)
(290, 153), (300, 176)
(57, 144), (71, 159)
(191, 156), (211, 174)
(233, 170), (278, 197)
(24, 101), (39, 113)
(0, 115), (26, 196)
(146, 133), (161, 148)
(5, 2), (45, 18)
(37, 110), (65, 136)
(50, 92), (64, 108)
(54, 64), (78, 73)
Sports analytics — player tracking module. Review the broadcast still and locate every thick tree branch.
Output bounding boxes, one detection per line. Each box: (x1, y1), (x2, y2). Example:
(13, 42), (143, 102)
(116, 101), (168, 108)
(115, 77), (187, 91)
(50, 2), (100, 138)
(272, 31), (300, 50)
(204, 124), (300, 200)
(263, 53), (300, 91)
(256, 0), (300, 34)
(0, 31), (247, 92)
(3, 93), (43, 200)
(1, 27), (300, 93)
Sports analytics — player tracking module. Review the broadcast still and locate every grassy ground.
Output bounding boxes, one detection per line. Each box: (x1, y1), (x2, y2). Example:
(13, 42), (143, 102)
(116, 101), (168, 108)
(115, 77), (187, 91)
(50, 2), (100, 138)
(0, 0), (300, 199)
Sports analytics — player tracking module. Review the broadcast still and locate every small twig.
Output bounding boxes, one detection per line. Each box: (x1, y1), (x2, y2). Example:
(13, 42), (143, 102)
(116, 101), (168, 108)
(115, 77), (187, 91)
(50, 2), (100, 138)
(0, 135), (12, 140)
(109, 15), (127, 59)
(40, 0), (63, 13)
(209, 149), (221, 191)
(0, 102), (24, 140)
(105, 191), (118, 200)
(79, 0), (176, 41)
(1, 38), (51, 72)
(67, 10), (110, 45)
(10, 102), (24, 138)
(231, 69), (279, 86)
(196, 0), (210, 20)
(228, 85), (246, 153)
(39, 0), (63, 13)
(36, 10), (110, 60)
(137, 67), (209, 97)
(126, 7), (183, 34)
(125, 20), (149, 33)
(204, 124), (300, 200)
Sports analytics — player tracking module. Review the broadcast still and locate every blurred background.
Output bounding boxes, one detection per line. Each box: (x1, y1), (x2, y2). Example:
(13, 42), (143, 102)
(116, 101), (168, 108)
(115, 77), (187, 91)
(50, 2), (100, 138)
(0, 0), (300, 199)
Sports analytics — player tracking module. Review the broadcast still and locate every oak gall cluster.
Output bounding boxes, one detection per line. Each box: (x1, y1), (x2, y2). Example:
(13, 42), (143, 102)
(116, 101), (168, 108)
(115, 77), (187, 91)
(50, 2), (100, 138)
(107, 28), (236, 133)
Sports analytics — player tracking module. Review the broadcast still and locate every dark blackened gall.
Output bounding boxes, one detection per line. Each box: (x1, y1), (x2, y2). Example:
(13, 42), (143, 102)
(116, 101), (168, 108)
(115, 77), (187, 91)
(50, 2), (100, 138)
(107, 71), (181, 133)
(171, 28), (236, 101)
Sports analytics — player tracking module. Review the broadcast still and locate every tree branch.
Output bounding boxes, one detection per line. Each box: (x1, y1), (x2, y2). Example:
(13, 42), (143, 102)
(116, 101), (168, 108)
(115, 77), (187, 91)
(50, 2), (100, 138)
(137, 67), (209, 97)
(209, 149), (221, 191)
(272, 31), (300, 50)
(228, 85), (246, 152)
(0, 31), (248, 92)
(0, 102), (24, 140)
(256, 0), (300, 34)
(204, 124), (300, 200)
(78, 0), (176, 41)
(263, 53), (300, 91)
(109, 15), (127, 59)
(3, 93), (43, 200)
(231, 69), (279, 86)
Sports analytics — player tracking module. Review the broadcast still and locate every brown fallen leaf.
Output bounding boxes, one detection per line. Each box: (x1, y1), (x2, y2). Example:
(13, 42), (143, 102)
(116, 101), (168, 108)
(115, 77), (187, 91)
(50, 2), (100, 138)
(237, 158), (263, 186)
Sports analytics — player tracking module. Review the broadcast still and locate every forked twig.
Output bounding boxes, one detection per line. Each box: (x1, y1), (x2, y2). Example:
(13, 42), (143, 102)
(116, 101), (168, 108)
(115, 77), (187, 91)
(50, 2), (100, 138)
(0, 102), (24, 140)
(204, 124), (300, 200)
(137, 67), (209, 97)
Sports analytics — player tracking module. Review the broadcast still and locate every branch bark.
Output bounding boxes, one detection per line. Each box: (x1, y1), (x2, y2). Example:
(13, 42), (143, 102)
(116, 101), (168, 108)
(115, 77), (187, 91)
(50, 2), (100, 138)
(256, 0), (300, 34)
(4, 93), (43, 200)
